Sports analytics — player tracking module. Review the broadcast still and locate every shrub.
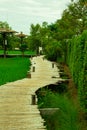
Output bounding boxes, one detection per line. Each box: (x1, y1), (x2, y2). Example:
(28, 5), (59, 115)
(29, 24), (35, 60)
(37, 89), (80, 130)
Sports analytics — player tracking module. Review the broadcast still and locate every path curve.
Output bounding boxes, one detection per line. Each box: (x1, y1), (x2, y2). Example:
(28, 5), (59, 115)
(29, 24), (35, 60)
(0, 56), (61, 130)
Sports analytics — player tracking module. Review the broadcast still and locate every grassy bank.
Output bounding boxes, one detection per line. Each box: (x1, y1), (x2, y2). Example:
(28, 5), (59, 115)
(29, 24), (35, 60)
(37, 88), (80, 130)
(0, 57), (31, 86)
(36, 63), (87, 130)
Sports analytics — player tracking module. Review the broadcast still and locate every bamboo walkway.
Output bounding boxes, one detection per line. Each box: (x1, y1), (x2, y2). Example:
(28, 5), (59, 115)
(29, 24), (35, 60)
(0, 56), (61, 130)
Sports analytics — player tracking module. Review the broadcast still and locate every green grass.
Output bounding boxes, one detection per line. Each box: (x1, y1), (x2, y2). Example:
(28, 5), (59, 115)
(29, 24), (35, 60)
(0, 50), (36, 55)
(37, 89), (80, 130)
(0, 57), (31, 86)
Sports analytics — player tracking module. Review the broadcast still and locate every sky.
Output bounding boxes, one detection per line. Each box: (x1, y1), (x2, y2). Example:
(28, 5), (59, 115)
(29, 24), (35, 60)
(0, 0), (71, 34)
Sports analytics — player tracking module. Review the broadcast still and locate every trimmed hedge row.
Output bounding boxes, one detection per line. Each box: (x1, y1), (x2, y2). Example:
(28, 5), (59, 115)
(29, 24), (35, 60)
(67, 30), (87, 114)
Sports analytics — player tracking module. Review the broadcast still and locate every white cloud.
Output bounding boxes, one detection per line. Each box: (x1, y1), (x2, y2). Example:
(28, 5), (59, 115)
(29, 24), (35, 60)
(0, 0), (71, 34)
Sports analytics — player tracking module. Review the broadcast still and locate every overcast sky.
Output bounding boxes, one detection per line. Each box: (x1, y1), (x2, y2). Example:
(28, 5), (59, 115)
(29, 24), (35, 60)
(0, 0), (71, 34)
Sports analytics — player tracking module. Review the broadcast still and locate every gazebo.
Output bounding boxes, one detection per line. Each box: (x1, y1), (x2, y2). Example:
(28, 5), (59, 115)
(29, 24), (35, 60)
(0, 28), (18, 58)
(16, 32), (28, 57)
(17, 31), (27, 45)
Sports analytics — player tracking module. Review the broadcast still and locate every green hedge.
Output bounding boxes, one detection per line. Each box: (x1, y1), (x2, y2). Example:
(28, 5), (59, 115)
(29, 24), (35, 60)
(67, 30), (87, 114)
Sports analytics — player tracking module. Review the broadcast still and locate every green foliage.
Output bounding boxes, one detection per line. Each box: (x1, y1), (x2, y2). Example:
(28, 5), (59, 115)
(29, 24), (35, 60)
(0, 21), (12, 49)
(29, 24), (41, 54)
(61, 1), (87, 35)
(0, 21), (11, 29)
(79, 0), (87, 4)
(45, 40), (63, 61)
(0, 58), (31, 86)
(20, 43), (28, 56)
(7, 35), (20, 50)
(67, 30), (87, 114)
(37, 89), (79, 130)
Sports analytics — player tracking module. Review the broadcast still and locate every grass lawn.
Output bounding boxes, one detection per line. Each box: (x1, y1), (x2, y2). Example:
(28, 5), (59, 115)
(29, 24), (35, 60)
(0, 57), (31, 86)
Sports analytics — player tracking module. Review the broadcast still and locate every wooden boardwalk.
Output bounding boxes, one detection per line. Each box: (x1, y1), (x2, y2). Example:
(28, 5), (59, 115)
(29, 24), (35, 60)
(0, 56), (61, 130)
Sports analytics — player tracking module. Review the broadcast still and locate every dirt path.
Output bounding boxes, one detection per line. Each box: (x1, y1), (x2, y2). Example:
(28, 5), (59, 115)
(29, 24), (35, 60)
(0, 56), (61, 130)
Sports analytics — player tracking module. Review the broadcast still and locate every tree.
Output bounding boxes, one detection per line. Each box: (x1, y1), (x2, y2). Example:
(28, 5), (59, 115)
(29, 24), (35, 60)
(79, 0), (87, 5)
(0, 21), (11, 29)
(20, 43), (27, 57)
(29, 24), (41, 54)
(45, 40), (63, 61)
(62, 1), (87, 34)
(0, 21), (12, 47)
(0, 21), (16, 53)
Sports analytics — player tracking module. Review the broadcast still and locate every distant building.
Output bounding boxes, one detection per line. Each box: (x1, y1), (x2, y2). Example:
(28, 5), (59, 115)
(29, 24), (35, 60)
(39, 47), (43, 55)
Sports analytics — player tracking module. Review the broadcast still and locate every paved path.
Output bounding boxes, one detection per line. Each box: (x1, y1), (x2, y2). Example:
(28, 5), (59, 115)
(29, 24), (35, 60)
(0, 56), (61, 130)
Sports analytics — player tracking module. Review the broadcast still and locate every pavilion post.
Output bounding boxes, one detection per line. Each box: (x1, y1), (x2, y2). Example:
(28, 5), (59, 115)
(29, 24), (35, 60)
(0, 28), (18, 58)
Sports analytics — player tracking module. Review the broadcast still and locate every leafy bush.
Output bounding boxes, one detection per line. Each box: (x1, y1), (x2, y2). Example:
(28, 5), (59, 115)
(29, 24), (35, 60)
(45, 41), (63, 61)
(20, 44), (28, 56)
(37, 89), (80, 130)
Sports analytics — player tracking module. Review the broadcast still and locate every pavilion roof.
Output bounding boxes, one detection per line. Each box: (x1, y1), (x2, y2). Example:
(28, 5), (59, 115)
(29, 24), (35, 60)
(0, 28), (18, 34)
(17, 32), (27, 38)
